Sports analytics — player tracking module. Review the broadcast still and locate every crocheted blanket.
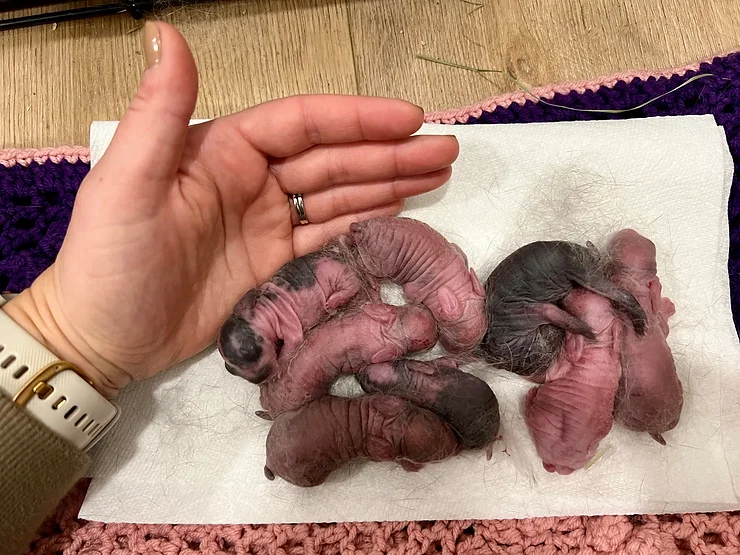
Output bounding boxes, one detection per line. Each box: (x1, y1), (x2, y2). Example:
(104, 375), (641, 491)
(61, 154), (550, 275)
(4, 52), (740, 554)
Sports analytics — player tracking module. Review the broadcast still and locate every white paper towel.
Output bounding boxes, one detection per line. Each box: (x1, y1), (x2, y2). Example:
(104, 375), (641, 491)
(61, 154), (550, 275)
(80, 115), (740, 524)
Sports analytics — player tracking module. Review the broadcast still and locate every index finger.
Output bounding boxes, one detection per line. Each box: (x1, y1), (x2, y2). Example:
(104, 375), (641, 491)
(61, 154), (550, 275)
(220, 95), (425, 158)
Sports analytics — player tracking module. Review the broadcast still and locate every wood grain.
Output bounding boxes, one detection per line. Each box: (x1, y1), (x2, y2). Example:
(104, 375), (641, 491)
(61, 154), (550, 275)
(0, 0), (356, 147)
(2, 0), (740, 148)
(349, 0), (740, 111)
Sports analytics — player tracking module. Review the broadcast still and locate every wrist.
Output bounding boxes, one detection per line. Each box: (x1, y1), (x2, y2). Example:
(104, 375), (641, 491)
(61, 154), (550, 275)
(2, 269), (123, 398)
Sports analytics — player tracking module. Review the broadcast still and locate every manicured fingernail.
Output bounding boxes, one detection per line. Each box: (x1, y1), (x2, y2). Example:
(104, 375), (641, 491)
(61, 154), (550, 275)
(144, 21), (161, 68)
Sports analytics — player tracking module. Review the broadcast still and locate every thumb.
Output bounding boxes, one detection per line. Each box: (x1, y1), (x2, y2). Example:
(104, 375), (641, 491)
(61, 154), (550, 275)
(94, 21), (199, 191)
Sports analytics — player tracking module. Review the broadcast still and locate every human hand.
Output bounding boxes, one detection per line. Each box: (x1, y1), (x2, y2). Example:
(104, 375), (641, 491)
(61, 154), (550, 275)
(4, 22), (459, 397)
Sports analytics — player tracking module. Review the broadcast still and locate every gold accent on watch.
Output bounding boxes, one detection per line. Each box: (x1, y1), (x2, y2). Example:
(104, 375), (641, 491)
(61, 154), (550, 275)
(12, 361), (92, 407)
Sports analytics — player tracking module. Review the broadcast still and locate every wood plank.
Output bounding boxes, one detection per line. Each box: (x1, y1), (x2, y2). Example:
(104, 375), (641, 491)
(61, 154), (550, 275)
(348, 0), (740, 112)
(3, 0), (740, 148)
(0, 0), (356, 148)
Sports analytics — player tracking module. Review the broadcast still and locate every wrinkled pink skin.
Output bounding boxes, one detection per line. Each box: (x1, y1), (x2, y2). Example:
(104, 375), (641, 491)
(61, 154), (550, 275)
(359, 357), (500, 450)
(264, 395), (461, 487)
(607, 229), (682, 441)
(259, 303), (438, 415)
(349, 217), (487, 353)
(525, 290), (623, 475)
(219, 254), (366, 383)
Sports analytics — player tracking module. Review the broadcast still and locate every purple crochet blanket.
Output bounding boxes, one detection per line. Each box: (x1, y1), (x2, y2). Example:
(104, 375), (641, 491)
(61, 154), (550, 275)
(2, 53), (739, 331)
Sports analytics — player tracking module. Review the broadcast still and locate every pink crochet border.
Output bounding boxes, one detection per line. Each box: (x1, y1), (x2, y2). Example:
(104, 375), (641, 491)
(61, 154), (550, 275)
(29, 481), (740, 555)
(0, 146), (90, 168)
(0, 55), (714, 163)
(423, 58), (706, 124)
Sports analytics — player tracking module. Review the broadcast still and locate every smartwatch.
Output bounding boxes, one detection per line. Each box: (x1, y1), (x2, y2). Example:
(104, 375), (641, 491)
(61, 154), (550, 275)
(0, 295), (119, 451)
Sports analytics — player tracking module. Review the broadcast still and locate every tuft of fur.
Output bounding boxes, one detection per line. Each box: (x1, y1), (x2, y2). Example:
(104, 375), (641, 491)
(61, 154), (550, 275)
(481, 240), (646, 376)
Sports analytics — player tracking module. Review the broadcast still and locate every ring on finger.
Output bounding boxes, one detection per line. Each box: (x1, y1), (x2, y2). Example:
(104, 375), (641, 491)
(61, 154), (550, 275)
(290, 193), (309, 225)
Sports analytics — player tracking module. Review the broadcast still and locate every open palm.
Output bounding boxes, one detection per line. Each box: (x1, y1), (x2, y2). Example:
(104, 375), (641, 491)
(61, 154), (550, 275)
(10, 23), (458, 396)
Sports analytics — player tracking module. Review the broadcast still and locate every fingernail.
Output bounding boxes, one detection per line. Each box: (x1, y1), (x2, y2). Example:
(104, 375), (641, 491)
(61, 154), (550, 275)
(144, 21), (161, 68)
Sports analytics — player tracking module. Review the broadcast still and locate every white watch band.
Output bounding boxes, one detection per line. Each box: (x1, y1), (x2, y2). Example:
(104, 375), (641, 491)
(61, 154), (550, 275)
(0, 297), (119, 451)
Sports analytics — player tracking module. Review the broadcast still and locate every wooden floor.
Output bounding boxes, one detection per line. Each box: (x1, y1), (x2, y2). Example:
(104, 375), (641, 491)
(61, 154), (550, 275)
(2, 0), (740, 148)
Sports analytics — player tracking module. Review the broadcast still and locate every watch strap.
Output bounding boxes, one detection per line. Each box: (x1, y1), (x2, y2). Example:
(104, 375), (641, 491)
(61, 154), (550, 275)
(0, 303), (119, 451)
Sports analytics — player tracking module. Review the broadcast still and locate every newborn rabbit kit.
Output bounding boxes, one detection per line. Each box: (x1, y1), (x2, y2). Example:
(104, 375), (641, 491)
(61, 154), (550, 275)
(219, 216), (681, 484)
(219, 217), (500, 486)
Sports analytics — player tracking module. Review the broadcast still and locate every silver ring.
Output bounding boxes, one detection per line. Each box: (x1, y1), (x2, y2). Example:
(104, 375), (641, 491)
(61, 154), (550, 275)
(291, 193), (309, 225)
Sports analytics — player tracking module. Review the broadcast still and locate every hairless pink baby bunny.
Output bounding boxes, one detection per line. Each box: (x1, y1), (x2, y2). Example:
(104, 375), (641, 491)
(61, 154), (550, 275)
(525, 289), (623, 474)
(348, 216), (487, 353)
(607, 229), (682, 444)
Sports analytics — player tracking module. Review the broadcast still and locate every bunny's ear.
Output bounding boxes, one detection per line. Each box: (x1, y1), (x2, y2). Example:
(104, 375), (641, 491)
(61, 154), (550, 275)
(437, 286), (464, 321)
(564, 333), (585, 363)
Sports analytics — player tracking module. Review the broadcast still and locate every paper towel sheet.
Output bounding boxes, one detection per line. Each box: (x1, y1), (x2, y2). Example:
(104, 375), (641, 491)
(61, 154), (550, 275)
(81, 115), (740, 524)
